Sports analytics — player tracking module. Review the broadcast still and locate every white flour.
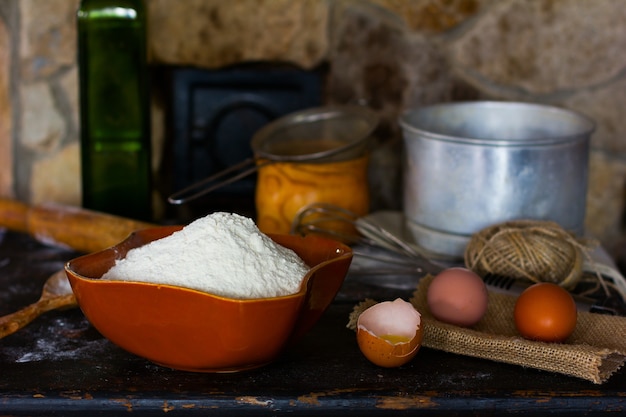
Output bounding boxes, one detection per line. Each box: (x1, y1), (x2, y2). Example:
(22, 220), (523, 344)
(101, 212), (310, 299)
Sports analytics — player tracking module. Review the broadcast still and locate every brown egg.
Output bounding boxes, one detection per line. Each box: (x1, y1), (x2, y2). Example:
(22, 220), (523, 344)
(356, 298), (424, 367)
(427, 267), (488, 327)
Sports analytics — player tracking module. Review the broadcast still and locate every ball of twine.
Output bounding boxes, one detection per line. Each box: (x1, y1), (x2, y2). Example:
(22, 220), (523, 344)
(464, 220), (593, 289)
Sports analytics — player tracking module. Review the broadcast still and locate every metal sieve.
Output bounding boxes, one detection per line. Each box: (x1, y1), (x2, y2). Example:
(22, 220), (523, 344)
(168, 105), (379, 205)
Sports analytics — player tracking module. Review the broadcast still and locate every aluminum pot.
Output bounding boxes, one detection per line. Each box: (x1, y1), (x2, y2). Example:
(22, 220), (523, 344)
(399, 101), (595, 259)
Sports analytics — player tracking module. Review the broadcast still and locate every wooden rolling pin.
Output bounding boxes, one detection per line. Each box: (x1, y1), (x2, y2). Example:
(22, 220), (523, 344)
(0, 198), (156, 253)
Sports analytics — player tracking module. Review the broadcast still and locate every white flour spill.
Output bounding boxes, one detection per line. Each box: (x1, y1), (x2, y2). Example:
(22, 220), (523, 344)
(102, 212), (310, 299)
(2, 316), (109, 363)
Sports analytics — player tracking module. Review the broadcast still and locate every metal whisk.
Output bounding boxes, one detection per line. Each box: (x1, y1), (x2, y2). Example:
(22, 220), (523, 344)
(290, 202), (448, 275)
(291, 203), (626, 313)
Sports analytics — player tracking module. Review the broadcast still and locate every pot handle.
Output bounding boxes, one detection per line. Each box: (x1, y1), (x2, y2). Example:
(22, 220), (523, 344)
(167, 157), (271, 205)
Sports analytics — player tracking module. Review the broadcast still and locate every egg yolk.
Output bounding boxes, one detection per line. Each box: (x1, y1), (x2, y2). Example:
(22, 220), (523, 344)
(379, 334), (413, 344)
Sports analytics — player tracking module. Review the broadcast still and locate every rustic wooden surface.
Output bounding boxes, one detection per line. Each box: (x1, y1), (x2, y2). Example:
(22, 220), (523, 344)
(0, 228), (625, 416)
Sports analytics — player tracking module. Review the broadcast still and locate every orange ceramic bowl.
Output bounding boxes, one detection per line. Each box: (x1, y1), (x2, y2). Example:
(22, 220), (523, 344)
(64, 226), (352, 372)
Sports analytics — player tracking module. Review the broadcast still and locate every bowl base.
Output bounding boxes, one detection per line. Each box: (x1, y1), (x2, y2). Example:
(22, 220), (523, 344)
(154, 360), (273, 373)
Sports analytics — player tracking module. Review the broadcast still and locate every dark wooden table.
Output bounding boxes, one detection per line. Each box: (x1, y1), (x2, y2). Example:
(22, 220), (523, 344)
(1, 228), (625, 416)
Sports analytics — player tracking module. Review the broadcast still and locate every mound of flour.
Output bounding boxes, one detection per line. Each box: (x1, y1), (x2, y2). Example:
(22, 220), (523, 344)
(101, 212), (310, 299)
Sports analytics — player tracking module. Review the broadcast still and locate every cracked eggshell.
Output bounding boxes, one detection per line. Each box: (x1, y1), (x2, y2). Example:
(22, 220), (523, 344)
(356, 298), (423, 368)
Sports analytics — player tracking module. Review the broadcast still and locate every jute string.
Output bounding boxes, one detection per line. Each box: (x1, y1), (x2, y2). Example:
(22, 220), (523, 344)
(464, 220), (596, 290)
(347, 275), (626, 384)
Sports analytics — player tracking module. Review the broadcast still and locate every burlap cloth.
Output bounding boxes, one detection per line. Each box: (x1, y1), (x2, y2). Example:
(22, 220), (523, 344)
(348, 275), (626, 384)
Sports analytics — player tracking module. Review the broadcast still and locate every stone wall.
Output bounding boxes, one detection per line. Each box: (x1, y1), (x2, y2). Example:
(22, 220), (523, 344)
(1, 0), (626, 256)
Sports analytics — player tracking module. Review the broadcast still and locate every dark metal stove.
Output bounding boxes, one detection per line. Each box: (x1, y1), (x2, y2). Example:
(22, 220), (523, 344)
(159, 64), (323, 222)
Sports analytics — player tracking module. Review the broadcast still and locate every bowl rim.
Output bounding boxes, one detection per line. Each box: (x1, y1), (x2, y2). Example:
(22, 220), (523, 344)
(64, 226), (353, 303)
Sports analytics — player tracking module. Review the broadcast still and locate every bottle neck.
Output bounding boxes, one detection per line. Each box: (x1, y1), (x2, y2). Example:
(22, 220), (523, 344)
(78, 0), (145, 21)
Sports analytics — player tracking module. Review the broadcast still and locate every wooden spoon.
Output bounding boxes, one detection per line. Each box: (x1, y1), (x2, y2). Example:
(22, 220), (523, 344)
(0, 270), (77, 339)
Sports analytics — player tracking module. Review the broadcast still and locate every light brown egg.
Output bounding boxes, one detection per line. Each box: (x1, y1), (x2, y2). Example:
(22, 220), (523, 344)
(356, 298), (424, 367)
(427, 267), (488, 327)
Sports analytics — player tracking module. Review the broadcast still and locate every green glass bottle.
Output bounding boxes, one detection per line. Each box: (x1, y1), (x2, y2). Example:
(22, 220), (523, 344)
(77, 0), (152, 221)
